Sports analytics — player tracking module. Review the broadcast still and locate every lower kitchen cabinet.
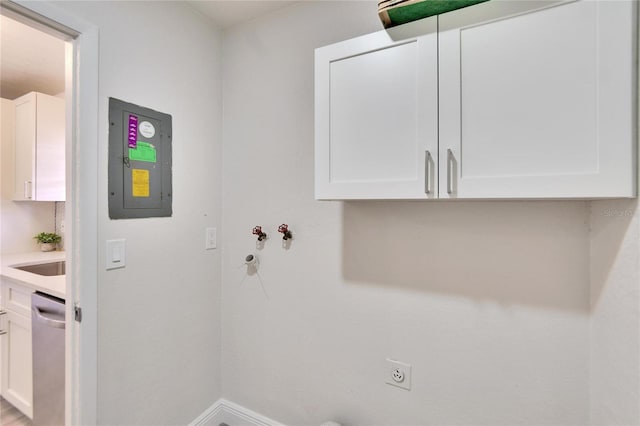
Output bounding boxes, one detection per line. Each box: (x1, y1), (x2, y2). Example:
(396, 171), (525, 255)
(1, 281), (33, 419)
(0, 307), (3, 398)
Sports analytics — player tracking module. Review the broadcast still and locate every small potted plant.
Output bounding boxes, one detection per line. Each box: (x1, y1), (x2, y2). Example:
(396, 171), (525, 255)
(34, 232), (62, 252)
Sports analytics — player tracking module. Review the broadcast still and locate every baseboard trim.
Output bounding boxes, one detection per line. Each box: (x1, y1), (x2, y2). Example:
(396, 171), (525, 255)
(190, 398), (285, 426)
(190, 399), (224, 426)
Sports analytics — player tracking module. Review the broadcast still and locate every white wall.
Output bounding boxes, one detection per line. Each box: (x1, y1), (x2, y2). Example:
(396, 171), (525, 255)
(221, 2), (591, 425)
(0, 97), (56, 254)
(11, 2), (631, 424)
(49, 2), (224, 424)
(587, 12), (640, 423)
(589, 192), (640, 422)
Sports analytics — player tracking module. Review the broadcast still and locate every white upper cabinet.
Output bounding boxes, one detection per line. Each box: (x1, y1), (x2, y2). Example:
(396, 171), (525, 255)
(315, 17), (438, 199)
(13, 92), (65, 201)
(315, 0), (636, 200)
(439, 0), (636, 199)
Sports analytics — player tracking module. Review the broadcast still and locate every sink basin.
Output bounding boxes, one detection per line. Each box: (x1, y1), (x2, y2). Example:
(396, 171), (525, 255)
(13, 261), (65, 276)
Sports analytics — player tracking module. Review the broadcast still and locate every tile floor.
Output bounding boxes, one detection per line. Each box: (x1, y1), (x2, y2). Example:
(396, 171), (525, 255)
(0, 397), (31, 426)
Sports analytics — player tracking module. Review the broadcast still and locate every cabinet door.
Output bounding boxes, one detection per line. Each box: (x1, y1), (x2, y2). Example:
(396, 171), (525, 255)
(12, 92), (65, 201)
(439, 0), (636, 199)
(315, 17), (438, 200)
(35, 93), (65, 201)
(0, 309), (4, 398)
(1, 281), (32, 318)
(13, 93), (36, 200)
(1, 311), (32, 419)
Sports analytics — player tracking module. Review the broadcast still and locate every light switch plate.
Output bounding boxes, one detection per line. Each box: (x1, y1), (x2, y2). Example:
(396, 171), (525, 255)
(106, 239), (126, 270)
(205, 227), (217, 250)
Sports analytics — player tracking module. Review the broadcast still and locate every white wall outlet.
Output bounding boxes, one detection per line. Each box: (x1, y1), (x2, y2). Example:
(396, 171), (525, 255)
(205, 227), (217, 250)
(385, 358), (412, 390)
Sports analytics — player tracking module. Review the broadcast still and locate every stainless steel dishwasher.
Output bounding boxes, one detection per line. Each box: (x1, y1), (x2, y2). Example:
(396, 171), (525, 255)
(31, 292), (65, 426)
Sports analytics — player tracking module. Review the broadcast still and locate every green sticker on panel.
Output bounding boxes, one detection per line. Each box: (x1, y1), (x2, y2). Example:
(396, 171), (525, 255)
(129, 141), (157, 163)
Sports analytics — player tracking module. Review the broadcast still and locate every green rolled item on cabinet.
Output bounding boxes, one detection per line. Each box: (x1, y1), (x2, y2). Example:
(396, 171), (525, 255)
(378, 0), (490, 28)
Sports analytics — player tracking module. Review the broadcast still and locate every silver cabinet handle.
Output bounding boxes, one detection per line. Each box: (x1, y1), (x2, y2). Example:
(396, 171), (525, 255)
(32, 307), (66, 329)
(447, 149), (454, 195)
(424, 150), (432, 194)
(24, 180), (32, 199)
(0, 310), (6, 336)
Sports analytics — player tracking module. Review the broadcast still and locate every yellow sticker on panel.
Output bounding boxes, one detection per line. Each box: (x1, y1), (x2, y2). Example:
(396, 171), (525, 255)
(132, 169), (150, 197)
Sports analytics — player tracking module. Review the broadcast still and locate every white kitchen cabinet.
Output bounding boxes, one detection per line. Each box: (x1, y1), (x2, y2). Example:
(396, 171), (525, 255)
(439, 0), (636, 198)
(1, 280), (33, 419)
(13, 92), (65, 201)
(2, 311), (32, 418)
(315, 0), (636, 200)
(315, 17), (438, 199)
(0, 306), (4, 398)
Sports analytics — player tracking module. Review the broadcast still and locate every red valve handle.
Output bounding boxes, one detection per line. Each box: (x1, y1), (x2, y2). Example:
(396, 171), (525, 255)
(278, 224), (292, 240)
(253, 226), (267, 241)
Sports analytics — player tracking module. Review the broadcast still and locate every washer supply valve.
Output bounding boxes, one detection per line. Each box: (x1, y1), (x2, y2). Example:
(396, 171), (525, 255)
(252, 226), (267, 241)
(278, 224), (292, 240)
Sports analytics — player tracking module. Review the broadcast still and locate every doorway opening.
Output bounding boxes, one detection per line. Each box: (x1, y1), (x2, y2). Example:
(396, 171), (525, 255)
(0, 1), (98, 424)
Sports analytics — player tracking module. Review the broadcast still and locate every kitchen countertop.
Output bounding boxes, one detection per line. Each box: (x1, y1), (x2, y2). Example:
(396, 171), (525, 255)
(1, 251), (66, 300)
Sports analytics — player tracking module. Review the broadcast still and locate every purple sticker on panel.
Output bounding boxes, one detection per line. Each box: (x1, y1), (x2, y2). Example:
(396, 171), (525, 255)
(128, 115), (138, 148)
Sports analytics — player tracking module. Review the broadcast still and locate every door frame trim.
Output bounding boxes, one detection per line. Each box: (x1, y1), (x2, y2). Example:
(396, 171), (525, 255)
(4, 1), (100, 424)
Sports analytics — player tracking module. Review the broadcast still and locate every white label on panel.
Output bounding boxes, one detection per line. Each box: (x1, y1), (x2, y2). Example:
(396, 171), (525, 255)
(139, 121), (156, 138)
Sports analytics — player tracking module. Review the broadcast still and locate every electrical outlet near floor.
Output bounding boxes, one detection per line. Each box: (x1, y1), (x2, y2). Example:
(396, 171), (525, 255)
(385, 358), (412, 390)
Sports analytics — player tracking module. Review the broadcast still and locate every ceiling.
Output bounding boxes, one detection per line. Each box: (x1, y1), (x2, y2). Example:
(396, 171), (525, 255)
(0, 2), (296, 100)
(0, 14), (66, 100)
(187, 1), (298, 29)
